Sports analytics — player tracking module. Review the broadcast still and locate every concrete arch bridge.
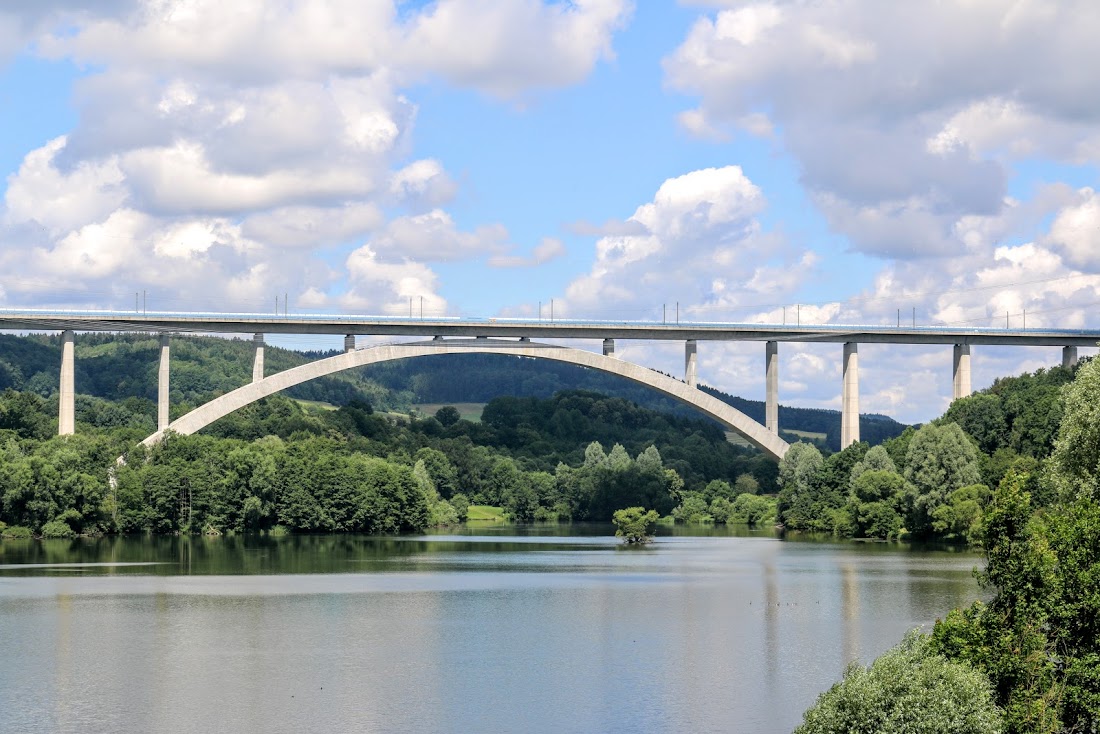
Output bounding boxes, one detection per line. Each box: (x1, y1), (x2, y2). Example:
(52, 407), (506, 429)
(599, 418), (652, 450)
(140, 338), (791, 460)
(6, 308), (1097, 461)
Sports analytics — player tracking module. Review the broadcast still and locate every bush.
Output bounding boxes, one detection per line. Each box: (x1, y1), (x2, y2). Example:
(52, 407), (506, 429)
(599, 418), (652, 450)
(430, 499), (459, 526)
(1, 525), (33, 539)
(709, 496), (733, 523)
(613, 506), (659, 544)
(730, 493), (776, 525)
(796, 631), (1003, 734)
(40, 520), (76, 539)
(671, 494), (711, 524)
(450, 493), (470, 521)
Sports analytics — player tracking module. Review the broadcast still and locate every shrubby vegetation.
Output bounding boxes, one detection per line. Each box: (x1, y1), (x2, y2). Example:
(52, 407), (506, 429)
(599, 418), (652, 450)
(796, 632), (1003, 734)
(799, 356), (1100, 732)
(925, 358), (1100, 733)
(668, 477), (777, 527)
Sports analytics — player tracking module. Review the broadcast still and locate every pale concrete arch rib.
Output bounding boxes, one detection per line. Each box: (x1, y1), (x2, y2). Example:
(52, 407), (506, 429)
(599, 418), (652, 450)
(141, 341), (791, 461)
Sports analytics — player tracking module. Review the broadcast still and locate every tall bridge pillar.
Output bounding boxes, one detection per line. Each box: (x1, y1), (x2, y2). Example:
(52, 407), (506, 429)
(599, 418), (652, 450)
(58, 330), (75, 436)
(603, 338), (615, 358)
(158, 334), (170, 432)
(766, 341), (779, 434)
(841, 342), (859, 448)
(954, 345), (972, 402)
(344, 334), (356, 353)
(685, 339), (697, 387)
(1063, 346), (1078, 370)
(252, 333), (265, 382)
(952, 344), (971, 400)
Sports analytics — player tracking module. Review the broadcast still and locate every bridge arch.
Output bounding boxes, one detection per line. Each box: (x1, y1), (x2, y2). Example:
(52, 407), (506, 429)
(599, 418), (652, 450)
(140, 339), (790, 460)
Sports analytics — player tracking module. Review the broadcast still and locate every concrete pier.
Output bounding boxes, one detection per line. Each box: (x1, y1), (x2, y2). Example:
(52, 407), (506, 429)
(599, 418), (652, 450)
(252, 333), (265, 382)
(344, 334), (356, 353)
(685, 339), (697, 387)
(841, 343), (859, 448)
(603, 338), (615, 358)
(1063, 346), (1079, 370)
(158, 334), (170, 432)
(952, 344), (971, 400)
(766, 341), (778, 434)
(58, 330), (75, 436)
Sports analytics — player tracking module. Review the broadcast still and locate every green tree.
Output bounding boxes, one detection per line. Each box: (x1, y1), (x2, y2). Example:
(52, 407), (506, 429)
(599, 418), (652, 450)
(776, 442), (825, 529)
(414, 447), (459, 498)
(0, 390), (53, 440)
(733, 473), (759, 495)
(904, 422), (982, 536)
(583, 441), (608, 469)
(848, 444), (897, 487)
(1046, 355), (1100, 500)
(434, 405), (461, 428)
(815, 441), (868, 498)
(671, 493), (711, 524)
(612, 506), (659, 545)
(729, 493), (775, 525)
(450, 492), (470, 521)
(930, 364), (1100, 733)
(503, 479), (539, 523)
(709, 496), (733, 523)
(930, 471), (1063, 733)
(607, 443), (632, 471)
(930, 484), (990, 541)
(943, 392), (1008, 455)
(796, 632), (1003, 734)
(635, 445), (663, 473)
(845, 469), (911, 539)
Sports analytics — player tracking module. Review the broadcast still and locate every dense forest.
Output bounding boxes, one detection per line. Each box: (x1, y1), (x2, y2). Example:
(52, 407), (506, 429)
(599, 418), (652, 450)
(0, 383), (777, 536)
(770, 361), (1076, 544)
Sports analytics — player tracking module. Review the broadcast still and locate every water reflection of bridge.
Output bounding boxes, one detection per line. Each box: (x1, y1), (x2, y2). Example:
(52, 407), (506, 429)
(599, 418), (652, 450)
(2, 310), (1093, 459)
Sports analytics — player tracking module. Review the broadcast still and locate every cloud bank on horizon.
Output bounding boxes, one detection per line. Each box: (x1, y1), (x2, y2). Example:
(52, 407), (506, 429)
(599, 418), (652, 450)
(1, 0), (1098, 423)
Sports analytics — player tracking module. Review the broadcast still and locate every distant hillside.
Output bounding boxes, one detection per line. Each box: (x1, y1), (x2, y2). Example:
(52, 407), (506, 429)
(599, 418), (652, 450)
(0, 333), (394, 416)
(698, 385), (908, 451)
(359, 352), (909, 450)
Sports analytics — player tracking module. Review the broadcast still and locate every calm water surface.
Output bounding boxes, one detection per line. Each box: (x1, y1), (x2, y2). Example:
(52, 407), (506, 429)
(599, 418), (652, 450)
(0, 525), (983, 734)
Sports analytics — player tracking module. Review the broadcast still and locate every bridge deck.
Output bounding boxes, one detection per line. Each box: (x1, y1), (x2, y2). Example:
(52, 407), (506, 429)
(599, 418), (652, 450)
(1, 309), (1098, 346)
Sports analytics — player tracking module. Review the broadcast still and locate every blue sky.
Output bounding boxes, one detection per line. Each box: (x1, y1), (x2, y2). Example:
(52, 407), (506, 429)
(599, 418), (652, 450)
(1, 1), (1099, 422)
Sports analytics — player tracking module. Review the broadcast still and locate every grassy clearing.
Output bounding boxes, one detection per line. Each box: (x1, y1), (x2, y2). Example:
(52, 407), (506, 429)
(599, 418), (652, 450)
(294, 399), (339, 412)
(412, 403), (486, 422)
(784, 429), (827, 441)
(726, 428), (827, 446)
(724, 431), (753, 447)
(466, 505), (506, 522)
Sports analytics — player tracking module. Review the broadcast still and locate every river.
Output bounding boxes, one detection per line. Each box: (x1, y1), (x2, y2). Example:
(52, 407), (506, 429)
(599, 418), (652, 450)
(0, 525), (982, 734)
